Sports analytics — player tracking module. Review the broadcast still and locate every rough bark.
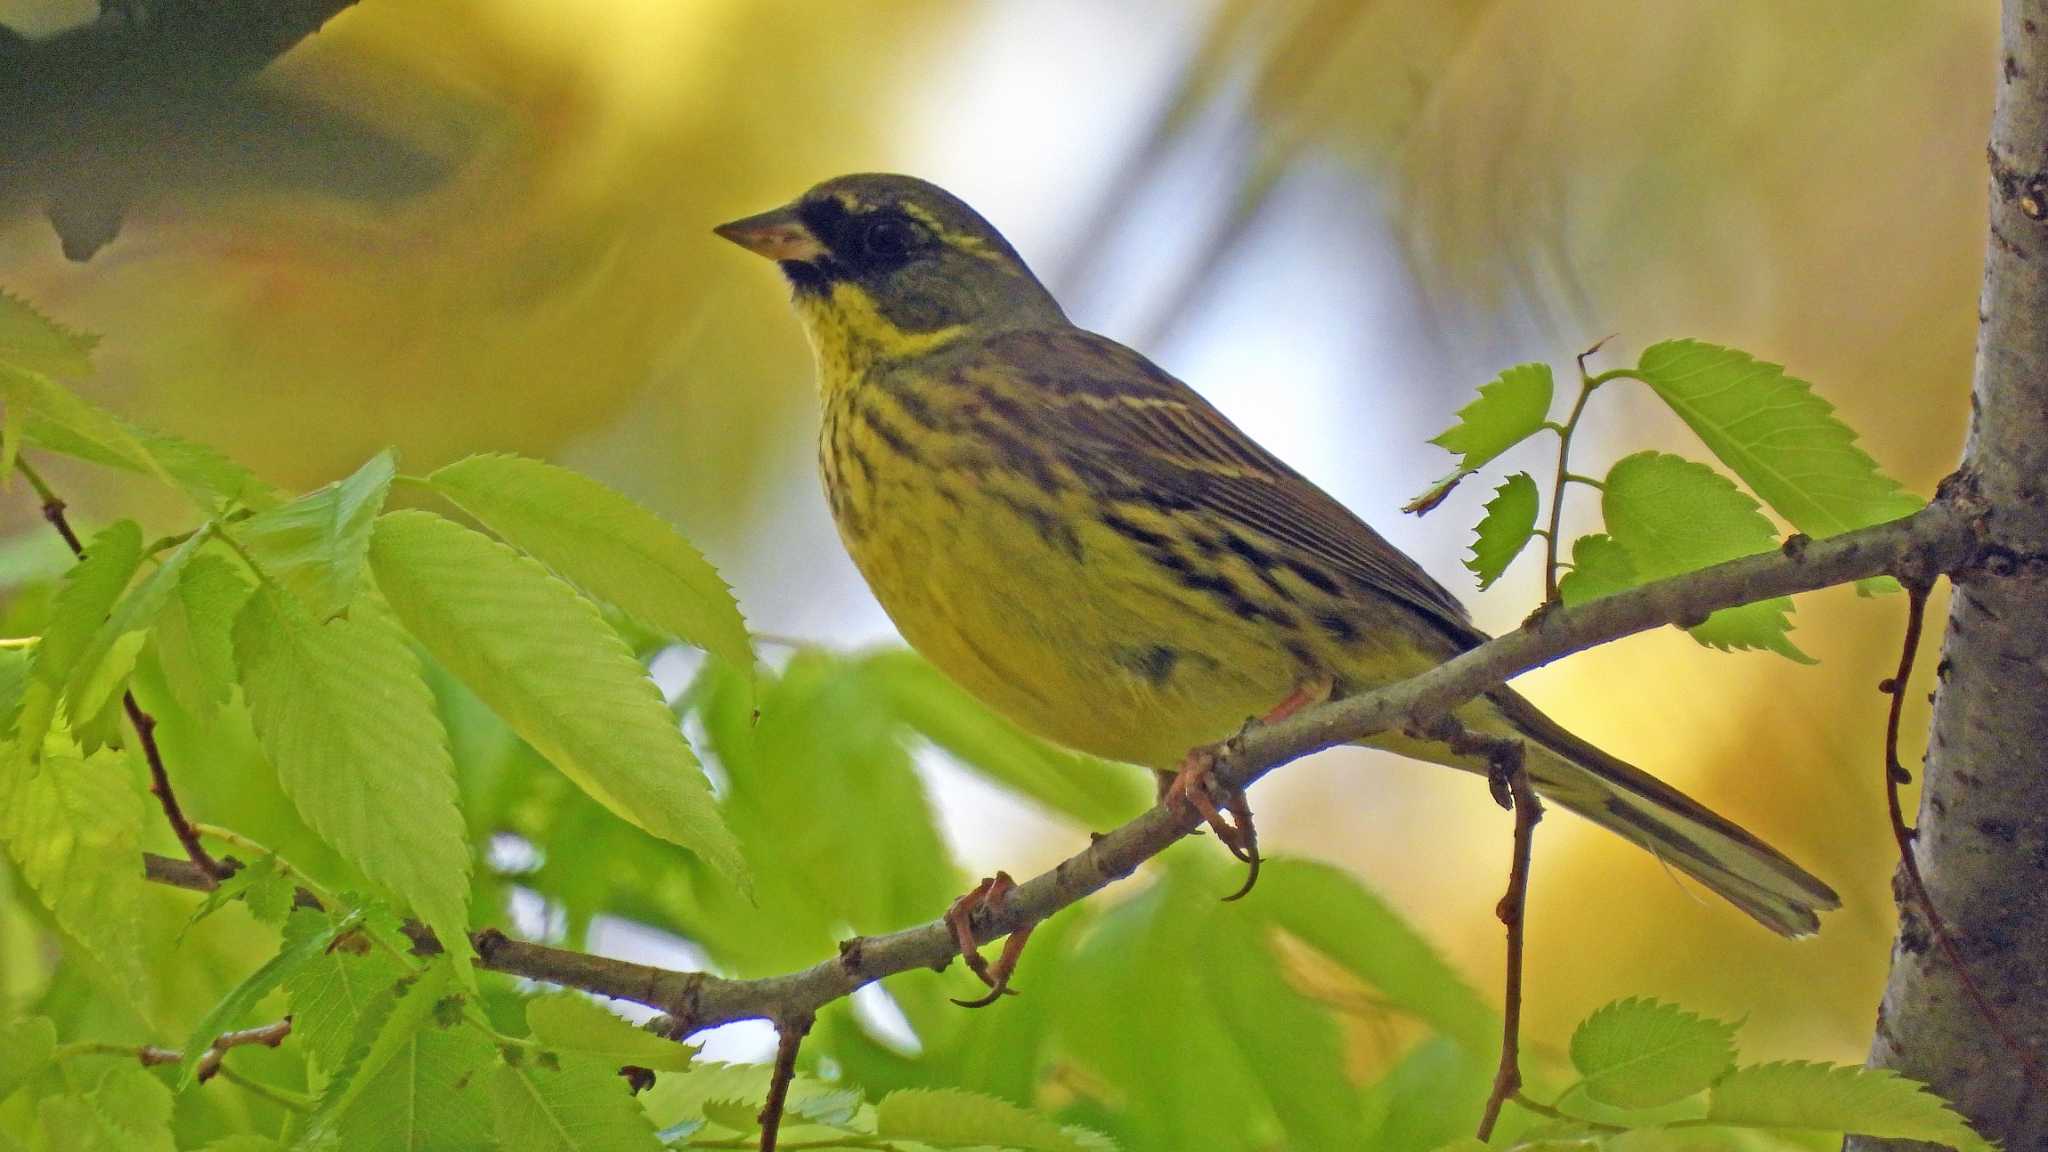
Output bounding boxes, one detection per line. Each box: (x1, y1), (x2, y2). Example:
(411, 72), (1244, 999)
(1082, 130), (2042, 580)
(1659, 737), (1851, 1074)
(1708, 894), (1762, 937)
(1852, 4), (2048, 1147)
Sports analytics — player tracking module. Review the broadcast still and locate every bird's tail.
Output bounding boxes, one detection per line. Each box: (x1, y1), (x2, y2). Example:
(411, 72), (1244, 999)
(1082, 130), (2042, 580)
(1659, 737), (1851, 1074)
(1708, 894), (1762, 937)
(1457, 689), (1840, 937)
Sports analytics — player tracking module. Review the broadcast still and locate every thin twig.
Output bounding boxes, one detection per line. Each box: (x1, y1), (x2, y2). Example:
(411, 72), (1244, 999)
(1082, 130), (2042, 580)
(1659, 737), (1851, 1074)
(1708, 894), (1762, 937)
(1881, 581), (2044, 1091)
(758, 1014), (813, 1152)
(16, 456), (228, 880)
(1541, 346), (1627, 602)
(56, 1018), (292, 1082)
(141, 499), (1981, 1043)
(1477, 753), (1543, 1141)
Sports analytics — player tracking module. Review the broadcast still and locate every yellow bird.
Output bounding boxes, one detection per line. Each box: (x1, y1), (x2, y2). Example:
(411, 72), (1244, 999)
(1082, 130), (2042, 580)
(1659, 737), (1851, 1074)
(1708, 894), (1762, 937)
(716, 174), (1836, 987)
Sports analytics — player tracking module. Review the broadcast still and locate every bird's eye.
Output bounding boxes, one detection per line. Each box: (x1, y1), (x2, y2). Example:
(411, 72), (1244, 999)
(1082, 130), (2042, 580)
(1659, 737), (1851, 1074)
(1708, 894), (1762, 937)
(861, 218), (915, 259)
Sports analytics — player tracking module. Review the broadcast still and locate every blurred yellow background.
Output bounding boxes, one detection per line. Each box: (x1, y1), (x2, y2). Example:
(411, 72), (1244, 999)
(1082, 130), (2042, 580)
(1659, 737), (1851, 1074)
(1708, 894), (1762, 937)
(0, 0), (1991, 1072)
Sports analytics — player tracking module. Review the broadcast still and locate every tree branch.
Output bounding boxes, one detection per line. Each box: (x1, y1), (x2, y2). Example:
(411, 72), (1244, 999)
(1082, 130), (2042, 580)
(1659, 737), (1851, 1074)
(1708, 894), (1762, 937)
(143, 496), (1983, 1041)
(18, 457), (228, 880)
(1854, 4), (2048, 1144)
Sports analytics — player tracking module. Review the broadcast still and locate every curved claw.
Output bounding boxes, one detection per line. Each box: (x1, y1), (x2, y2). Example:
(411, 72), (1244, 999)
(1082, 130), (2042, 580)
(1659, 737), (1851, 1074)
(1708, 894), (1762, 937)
(945, 872), (1033, 1008)
(1165, 752), (1262, 900)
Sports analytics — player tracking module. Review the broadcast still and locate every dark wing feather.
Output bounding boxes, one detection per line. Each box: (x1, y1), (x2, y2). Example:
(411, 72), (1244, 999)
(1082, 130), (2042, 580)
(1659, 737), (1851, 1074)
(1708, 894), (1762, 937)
(979, 326), (1481, 639)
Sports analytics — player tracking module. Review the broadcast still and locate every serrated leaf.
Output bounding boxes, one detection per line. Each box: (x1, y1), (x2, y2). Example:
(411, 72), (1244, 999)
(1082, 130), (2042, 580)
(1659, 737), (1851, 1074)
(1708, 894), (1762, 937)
(62, 531), (210, 735)
(1466, 472), (1540, 589)
(20, 418), (278, 513)
(492, 1052), (663, 1152)
(282, 911), (413, 1076)
(300, 962), (456, 1147)
(1411, 362), (1554, 510)
(235, 451), (396, 621)
(0, 1016), (56, 1100)
(428, 454), (753, 673)
(183, 854), (295, 935)
(150, 554), (251, 719)
(2, 367), (173, 492)
(0, 290), (97, 378)
(1707, 1061), (1993, 1151)
(699, 1097), (761, 1132)
(177, 905), (363, 1088)
(1634, 341), (1923, 540)
(1568, 997), (1737, 1109)
(1600, 452), (1812, 663)
(235, 587), (473, 980)
(789, 1088), (864, 1128)
(0, 747), (145, 998)
(39, 1066), (176, 1152)
(527, 994), (692, 1073)
(368, 510), (745, 890)
(1555, 533), (1636, 606)
(878, 1087), (1110, 1151)
(16, 521), (142, 756)
(338, 1017), (497, 1152)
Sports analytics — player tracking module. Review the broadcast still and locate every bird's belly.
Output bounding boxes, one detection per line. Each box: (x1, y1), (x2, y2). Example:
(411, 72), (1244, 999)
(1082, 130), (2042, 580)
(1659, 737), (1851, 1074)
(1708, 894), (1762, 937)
(835, 464), (1303, 768)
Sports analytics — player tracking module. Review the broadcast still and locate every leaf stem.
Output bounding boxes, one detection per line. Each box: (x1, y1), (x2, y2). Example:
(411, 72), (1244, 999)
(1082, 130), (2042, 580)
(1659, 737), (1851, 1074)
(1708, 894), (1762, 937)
(1543, 369), (1604, 601)
(194, 824), (339, 908)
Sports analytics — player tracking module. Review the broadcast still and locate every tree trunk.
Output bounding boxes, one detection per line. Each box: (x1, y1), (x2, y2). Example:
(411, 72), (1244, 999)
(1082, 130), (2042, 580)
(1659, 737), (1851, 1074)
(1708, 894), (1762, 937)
(1852, 4), (2048, 1148)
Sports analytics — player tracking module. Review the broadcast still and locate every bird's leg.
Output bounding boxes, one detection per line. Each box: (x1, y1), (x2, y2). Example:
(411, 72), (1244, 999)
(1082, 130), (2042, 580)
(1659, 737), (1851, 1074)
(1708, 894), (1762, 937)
(944, 871), (1032, 1008)
(1167, 676), (1334, 901)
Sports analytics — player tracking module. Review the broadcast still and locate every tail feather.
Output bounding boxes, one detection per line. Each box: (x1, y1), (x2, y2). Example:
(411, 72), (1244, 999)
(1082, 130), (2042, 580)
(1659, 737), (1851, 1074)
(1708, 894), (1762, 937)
(1486, 689), (1840, 937)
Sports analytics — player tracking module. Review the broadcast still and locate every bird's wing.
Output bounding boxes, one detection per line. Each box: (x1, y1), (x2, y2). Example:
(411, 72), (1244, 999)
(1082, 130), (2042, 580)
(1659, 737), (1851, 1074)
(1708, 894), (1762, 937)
(976, 326), (1481, 639)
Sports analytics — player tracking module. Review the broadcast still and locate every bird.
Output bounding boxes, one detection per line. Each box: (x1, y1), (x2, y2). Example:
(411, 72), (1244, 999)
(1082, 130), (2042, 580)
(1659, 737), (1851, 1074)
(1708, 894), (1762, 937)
(715, 173), (1837, 998)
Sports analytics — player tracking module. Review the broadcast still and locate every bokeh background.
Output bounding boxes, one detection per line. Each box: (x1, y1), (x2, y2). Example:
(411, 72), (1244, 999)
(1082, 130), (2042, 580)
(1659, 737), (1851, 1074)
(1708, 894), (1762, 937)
(0, 0), (1993, 1115)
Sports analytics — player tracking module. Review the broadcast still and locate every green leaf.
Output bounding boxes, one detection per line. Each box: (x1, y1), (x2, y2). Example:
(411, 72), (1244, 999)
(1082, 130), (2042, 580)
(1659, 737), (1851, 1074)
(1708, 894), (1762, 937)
(1, 367), (171, 491)
(338, 1017), (498, 1152)
(19, 418), (277, 512)
(368, 510), (745, 890)
(0, 290), (96, 378)
(1634, 341), (1923, 540)
(16, 521), (142, 756)
(527, 994), (692, 1073)
(235, 450), (397, 621)
(1555, 533), (1637, 605)
(492, 1052), (663, 1152)
(877, 1087), (1111, 1151)
(177, 905), (364, 1088)
(1247, 859), (1497, 1056)
(0, 748), (145, 998)
(62, 530), (209, 728)
(1707, 1061), (1993, 1151)
(1410, 362), (1554, 510)
(1568, 997), (1737, 1109)
(184, 853), (295, 934)
(1466, 472), (1540, 589)
(234, 587), (474, 980)
(301, 961), (457, 1147)
(428, 454), (753, 673)
(0, 1016), (57, 1101)
(282, 911), (413, 1075)
(1599, 452), (1812, 663)
(39, 1066), (176, 1152)
(861, 649), (1147, 829)
(149, 554), (251, 719)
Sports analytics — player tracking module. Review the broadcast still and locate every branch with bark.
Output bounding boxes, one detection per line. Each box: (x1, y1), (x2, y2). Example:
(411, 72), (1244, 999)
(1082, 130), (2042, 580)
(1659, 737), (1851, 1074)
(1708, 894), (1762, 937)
(141, 493), (1985, 1040)
(1852, 2), (2048, 1146)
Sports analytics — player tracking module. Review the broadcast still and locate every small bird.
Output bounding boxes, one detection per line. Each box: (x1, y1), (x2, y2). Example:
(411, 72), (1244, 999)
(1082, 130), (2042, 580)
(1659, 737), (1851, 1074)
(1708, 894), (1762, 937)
(716, 174), (1837, 994)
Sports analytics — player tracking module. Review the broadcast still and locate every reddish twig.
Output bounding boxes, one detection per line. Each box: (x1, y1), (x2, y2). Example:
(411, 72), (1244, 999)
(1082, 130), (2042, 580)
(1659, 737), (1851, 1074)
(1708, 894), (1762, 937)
(16, 457), (227, 881)
(75, 1018), (292, 1079)
(1475, 744), (1544, 1142)
(1882, 581), (2044, 1092)
(757, 1013), (812, 1152)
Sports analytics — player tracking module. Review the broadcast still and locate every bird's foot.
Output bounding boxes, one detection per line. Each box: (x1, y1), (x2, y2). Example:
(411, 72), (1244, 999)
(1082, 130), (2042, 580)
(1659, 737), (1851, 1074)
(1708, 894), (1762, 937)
(945, 871), (1033, 1008)
(1164, 747), (1261, 901)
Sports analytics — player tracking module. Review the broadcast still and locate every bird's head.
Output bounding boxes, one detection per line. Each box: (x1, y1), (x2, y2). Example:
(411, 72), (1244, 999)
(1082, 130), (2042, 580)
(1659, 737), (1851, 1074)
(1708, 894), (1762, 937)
(716, 174), (1064, 364)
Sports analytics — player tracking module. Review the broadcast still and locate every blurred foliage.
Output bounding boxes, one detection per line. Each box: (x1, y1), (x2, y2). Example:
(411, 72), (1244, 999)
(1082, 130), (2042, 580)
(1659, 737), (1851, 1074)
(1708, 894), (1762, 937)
(0, 0), (2012, 1148)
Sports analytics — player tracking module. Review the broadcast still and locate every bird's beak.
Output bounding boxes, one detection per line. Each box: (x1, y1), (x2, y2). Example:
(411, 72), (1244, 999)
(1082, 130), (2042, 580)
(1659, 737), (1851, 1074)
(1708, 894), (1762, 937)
(713, 204), (826, 262)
